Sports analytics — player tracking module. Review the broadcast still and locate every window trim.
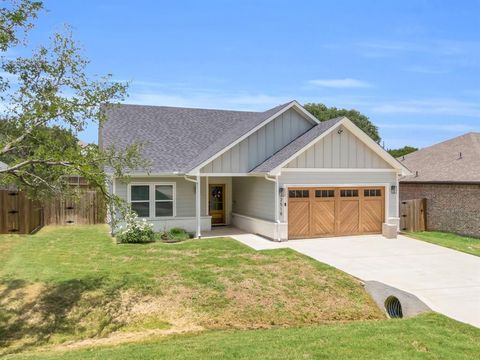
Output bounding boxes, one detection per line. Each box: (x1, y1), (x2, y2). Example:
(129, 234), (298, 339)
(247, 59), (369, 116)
(127, 182), (177, 218)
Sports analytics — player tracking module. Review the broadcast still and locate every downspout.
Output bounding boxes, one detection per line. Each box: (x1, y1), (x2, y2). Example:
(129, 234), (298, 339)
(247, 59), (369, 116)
(184, 175), (202, 239)
(265, 174), (281, 241)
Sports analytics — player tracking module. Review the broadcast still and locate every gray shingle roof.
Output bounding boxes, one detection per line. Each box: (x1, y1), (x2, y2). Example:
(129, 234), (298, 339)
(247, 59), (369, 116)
(251, 117), (344, 173)
(101, 102), (294, 174)
(399, 132), (480, 183)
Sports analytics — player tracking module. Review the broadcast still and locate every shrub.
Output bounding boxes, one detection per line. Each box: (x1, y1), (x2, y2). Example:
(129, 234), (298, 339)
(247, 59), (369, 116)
(117, 210), (155, 244)
(156, 227), (191, 243)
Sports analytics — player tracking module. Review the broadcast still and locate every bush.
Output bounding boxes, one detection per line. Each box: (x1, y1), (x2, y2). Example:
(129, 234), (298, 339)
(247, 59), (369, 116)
(156, 227), (192, 243)
(117, 211), (155, 244)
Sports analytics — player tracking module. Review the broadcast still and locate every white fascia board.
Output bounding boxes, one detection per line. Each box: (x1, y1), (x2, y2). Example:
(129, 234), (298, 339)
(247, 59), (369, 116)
(291, 100), (320, 125)
(281, 168), (399, 173)
(187, 101), (318, 175)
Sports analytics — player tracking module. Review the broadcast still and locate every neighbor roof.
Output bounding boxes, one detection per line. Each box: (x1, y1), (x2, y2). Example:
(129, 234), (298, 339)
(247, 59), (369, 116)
(101, 101), (312, 174)
(252, 117), (344, 173)
(399, 132), (480, 183)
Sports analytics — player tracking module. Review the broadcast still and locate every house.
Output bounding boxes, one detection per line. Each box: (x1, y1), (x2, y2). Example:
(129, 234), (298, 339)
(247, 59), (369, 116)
(399, 132), (480, 238)
(100, 101), (409, 241)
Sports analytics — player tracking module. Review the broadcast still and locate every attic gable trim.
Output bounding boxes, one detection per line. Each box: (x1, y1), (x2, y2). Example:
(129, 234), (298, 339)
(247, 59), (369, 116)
(186, 101), (319, 175)
(268, 117), (411, 176)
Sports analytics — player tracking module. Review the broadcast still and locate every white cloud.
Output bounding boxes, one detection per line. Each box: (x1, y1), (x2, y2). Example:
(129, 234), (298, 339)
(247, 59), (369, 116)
(378, 122), (478, 133)
(307, 78), (372, 88)
(370, 99), (480, 117)
(356, 39), (480, 59)
(403, 65), (449, 74)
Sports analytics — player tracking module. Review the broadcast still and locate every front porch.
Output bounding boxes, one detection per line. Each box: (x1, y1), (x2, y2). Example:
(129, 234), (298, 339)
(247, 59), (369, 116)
(196, 175), (284, 241)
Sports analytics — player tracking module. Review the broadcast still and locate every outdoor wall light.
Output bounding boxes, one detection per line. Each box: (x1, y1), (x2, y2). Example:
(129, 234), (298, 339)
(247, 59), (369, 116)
(391, 185), (397, 194)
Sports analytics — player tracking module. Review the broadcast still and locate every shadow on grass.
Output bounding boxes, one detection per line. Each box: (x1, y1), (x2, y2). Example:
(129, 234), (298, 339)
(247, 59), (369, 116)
(0, 276), (124, 355)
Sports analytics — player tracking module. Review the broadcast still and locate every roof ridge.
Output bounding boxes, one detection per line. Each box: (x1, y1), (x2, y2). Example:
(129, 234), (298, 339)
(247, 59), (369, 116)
(107, 101), (298, 114)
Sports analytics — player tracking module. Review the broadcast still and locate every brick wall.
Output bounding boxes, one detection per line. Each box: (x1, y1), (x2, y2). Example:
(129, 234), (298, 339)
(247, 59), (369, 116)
(400, 182), (480, 238)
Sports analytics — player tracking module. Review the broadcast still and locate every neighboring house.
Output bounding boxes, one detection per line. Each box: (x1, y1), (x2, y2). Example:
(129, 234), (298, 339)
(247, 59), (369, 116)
(399, 132), (480, 238)
(101, 101), (409, 241)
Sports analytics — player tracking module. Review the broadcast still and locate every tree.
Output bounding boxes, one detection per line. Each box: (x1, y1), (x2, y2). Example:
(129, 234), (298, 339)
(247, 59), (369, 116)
(303, 103), (381, 143)
(0, 1), (145, 203)
(387, 146), (418, 158)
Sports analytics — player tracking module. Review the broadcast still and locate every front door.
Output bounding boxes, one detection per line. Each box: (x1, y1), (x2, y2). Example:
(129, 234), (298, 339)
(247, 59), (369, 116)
(209, 184), (225, 225)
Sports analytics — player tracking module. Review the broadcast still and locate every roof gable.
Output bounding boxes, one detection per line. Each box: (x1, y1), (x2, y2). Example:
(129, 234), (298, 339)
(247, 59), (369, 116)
(199, 107), (314, 174)
(284, 124), (391, 169)
(399, 132), (480, 183)
(253, 117), (410, 175)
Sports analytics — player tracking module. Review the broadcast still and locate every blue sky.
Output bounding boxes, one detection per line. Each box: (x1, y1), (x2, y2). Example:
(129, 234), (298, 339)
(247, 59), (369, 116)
(25, 0), (480, 148)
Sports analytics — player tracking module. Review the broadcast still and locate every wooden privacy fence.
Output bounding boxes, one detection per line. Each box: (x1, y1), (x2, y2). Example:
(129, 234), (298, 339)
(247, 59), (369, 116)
(400, 198), (427, 232)
(0, 190), (43, 234)
(43, 191), (106, 226)
(0, 189), (106, 234)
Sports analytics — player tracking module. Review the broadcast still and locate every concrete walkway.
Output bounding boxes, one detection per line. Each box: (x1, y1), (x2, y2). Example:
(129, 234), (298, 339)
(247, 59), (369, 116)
(229, 232), (480, 328)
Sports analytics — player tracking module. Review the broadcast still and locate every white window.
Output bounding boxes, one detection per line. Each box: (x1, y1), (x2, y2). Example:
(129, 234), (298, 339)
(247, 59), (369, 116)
(130, 185), (150, 217)
(129, 183), (176, 218)
(155, 185), (174, 217)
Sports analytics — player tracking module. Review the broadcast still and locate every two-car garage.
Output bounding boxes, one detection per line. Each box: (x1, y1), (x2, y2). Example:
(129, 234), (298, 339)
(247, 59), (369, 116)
(287, 186), (385, 239)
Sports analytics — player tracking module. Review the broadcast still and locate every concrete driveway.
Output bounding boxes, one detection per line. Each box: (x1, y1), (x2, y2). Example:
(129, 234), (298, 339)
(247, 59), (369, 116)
(231, 233), (480, 328)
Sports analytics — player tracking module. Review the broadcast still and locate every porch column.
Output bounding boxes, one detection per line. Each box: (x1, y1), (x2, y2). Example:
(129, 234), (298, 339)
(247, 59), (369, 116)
(274, 176), (280, 223)
(196, 174), (202, 238)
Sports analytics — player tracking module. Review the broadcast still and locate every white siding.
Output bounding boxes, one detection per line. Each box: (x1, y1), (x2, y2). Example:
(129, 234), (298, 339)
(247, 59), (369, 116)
(285, 126), (391, 169)
(201, 109), (313, 173)
(232, 176), (275, 221)
(279, 171), (399, 220)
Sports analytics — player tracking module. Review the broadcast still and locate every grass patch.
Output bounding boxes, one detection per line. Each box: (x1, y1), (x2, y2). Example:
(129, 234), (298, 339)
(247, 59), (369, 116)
(7, 313), (480, 360)
(406, 231), (480, 256)
(0, 225), (383, 355)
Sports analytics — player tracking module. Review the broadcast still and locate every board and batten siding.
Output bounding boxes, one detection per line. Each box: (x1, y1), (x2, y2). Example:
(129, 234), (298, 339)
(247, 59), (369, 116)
(115, 176), (208, 217)
(232, 176), (275, 221)
(279, 171), (399, 220)
(286, 125), (390, 169)
(201, 108), (313, 173)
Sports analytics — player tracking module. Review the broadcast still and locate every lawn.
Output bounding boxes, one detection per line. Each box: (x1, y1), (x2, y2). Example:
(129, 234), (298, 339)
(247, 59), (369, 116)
(0, 225), (382, 356)
(7, 313), (480, 360)
(406, 231), (480, 257)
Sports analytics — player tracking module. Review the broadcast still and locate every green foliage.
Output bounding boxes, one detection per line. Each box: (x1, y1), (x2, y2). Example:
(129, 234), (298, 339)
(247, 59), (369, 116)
(0, 1), (147, 207)
(157, 227), (192, 242)
(304, 103), (381, 142)
(0, 0), (43, 51)
(388, 145), (418, 158)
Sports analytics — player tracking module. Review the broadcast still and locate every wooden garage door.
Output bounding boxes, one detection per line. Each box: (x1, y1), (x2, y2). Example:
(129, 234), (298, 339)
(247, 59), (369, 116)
(288, 187), (384, 239)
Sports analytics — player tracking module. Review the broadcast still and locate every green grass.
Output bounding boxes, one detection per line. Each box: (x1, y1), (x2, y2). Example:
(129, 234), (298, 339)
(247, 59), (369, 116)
(406, 231), (480, 256)
(0, 225), (383, 355)
(7, 313), (480, 360)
